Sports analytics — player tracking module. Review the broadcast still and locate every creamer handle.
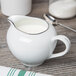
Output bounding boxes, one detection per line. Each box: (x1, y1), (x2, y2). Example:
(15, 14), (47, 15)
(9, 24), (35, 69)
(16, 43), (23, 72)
(48, 35), (71, 59)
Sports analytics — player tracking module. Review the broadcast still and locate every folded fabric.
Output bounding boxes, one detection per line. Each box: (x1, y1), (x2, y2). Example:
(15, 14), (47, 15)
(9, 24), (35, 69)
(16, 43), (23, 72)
(0, 66), (53, 76)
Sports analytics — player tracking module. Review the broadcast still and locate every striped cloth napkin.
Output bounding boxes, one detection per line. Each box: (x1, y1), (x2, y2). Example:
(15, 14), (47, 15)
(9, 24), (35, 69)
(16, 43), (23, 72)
(0, 66), (53, 76)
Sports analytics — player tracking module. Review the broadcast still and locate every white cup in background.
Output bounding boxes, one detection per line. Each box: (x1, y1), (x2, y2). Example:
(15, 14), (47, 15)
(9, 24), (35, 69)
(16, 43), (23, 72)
(1, 0), (32, 16)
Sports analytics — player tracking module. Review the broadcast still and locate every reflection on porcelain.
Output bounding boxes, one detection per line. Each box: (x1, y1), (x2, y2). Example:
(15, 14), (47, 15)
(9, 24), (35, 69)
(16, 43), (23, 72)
(7, 15), (71, 67)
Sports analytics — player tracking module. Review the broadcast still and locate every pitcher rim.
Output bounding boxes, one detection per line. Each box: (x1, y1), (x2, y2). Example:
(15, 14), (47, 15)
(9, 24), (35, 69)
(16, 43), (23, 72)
(8, 18), (50, 35)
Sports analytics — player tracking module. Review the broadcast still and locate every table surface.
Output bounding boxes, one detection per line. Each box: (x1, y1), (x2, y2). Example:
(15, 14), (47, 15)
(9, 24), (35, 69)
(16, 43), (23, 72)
(0, 2), (76, 76)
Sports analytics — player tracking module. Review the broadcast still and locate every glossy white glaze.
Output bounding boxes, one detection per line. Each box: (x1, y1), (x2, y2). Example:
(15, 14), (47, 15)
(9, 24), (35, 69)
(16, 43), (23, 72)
(7, 16), (71, 67)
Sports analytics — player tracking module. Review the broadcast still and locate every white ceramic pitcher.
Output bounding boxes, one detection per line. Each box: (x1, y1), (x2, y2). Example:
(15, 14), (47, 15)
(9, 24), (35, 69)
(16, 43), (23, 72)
(1, 0), (32, 16)
(7, 15), (71, 67)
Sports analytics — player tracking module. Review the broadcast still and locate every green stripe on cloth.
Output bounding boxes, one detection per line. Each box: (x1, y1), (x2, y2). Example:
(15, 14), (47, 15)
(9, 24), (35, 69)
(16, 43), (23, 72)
(10, 69), (14, 76)
(32, 72), (36, 76)
(33, 73), (36, 76)
(18, 70), (26, 76)
(7, 68), (12, 76)
(7, 68), (17, 76)
(28, 72), (36, 76)
(31, 72), (33, 76)
(12, 69), (17, 76)
(28, 72), (31, 76)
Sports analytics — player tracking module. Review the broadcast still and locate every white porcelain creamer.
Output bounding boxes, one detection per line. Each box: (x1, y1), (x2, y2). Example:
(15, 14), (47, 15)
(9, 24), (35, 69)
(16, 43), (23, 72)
(7, 15), (71, 67)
